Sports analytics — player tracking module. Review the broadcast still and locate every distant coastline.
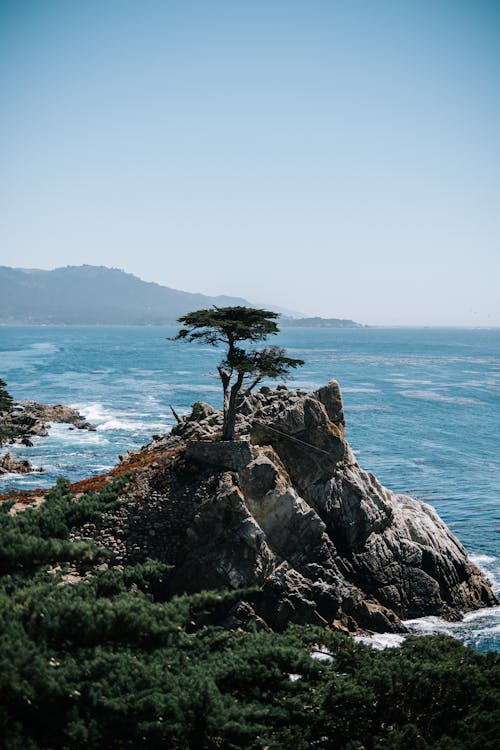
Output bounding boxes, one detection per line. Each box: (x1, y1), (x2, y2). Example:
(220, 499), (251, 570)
(280, 316), (364, 328)
(0, 318), (365, 328)
(0, 265), (362, 327)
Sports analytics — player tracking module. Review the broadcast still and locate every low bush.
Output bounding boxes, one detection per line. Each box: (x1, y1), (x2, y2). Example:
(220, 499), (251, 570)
(0, 476), (498, 749)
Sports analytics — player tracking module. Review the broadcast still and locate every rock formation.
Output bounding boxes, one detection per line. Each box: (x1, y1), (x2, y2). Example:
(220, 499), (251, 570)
(0, 451), (43, 475)
(0, 401), (95, 447)
(68, 381), (496, 635)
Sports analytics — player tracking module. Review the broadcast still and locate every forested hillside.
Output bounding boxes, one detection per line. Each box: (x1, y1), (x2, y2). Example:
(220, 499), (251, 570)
(0, 266), (252, 324)
(1, 476), (498, 750)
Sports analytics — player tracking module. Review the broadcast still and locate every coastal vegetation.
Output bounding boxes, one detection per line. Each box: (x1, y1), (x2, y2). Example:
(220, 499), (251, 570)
(173, 306), (304, 440)
(0, 474), (498, 749)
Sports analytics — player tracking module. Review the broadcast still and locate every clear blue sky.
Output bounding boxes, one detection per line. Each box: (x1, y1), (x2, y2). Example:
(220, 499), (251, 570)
(0, 0), (499, 325)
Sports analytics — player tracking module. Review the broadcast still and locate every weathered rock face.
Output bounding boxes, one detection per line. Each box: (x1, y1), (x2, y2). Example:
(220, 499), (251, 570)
(0, 401), (95, 447)
(71, 382), (497, 634)
(0, 451), (43, 475)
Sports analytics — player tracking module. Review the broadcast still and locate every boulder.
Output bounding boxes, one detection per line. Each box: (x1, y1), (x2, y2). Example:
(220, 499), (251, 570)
(0, 452), (43, 474)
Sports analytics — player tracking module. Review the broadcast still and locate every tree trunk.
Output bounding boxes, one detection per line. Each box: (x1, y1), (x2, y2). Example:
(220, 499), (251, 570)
(222, 404), (237, 441)
(222, 373), (243, 441)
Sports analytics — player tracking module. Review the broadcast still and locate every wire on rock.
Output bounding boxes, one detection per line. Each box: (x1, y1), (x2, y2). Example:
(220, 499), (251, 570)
(251, 418), (334, 457)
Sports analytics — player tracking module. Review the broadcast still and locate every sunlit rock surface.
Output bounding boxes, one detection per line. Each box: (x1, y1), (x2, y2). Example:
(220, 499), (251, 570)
(70, 381), (497, 634)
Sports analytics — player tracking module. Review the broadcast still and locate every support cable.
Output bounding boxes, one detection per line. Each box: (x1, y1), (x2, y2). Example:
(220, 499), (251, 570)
(251, 418), (335, 457)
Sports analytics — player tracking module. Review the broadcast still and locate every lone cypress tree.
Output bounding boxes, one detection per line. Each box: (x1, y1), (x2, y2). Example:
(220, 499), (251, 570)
(173, 306), (304, 440)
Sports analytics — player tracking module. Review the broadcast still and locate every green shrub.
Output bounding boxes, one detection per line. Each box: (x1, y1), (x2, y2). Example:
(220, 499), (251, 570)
(0, 474), (498, 749)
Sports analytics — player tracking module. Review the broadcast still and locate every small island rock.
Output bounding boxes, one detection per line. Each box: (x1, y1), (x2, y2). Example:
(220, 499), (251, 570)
(0, 401), (95, 447)
(0, 452), (43, 475)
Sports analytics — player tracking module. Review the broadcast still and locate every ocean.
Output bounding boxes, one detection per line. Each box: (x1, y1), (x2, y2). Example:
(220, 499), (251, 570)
(1, 325), (499, 651)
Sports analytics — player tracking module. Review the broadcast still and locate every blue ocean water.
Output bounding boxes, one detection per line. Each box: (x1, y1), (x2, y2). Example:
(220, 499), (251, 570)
(1, 325), (499, 650)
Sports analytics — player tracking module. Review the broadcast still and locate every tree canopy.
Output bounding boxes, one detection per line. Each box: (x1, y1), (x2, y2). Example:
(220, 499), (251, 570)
(174, 306), (304, 440)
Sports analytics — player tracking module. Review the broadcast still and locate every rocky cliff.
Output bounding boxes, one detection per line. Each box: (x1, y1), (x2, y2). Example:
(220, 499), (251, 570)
(67, 381), (496, 635)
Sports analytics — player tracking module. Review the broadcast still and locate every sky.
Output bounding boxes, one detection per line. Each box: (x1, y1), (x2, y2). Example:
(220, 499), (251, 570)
(0, 0), (499, 326)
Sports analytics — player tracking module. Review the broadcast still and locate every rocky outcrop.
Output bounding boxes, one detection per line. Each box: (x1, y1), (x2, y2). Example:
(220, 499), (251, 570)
(0, 452), (43, 475)
(0, 401), (95, 447)
(70, 382), (497, 634)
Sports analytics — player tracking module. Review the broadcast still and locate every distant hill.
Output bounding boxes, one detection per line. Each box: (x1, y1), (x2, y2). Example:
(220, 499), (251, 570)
(0, 265), (362, 326)
(0, 265), (256, 325)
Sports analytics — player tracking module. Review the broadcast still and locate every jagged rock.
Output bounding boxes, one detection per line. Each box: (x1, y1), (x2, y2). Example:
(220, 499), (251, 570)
(16, 402), (95, 431)
(0, 400), (95, 448)
(0, 452), (43, 474)
(70, 380), (497, 634)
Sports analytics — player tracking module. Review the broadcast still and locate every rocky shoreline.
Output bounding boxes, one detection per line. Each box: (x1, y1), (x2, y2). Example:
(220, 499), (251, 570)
(0, 451), (44, 475)
(0, 400), (95, 474)
(65, 380), (496, 635)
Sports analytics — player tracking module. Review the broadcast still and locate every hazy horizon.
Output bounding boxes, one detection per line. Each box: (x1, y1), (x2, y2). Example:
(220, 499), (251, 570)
(1, 1), (499, 326)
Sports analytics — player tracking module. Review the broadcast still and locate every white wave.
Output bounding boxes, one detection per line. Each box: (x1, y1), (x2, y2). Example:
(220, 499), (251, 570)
(30, 342), (59, 352)
(286, 348), (338, 354)
(97, 418), (169, 433)
(342, 387), (380, 393)
(402, 616), (453, 635)
(348, 405), (390, 412)
(355, 555), (500, 651)
(400, 604), (500, 654)
(461, 605), (500, 623)
(96, 419), (135, 432)
(400, 390), (482, 405)
(71, 402), (114, 424)
(470, 554), (496, 564)
(460, 379), (500, 389)
(70, 401), (172, 435)
(354, 633), (406, 650)
(144, 395), (160, 405)
(129, 368), (164, 376)
(403, 605), (500, 635)
(386, 378), (435, 386)
(470, 554), (500, 593)
(0, 469), (41, 481)
(47, 422), (108, 444)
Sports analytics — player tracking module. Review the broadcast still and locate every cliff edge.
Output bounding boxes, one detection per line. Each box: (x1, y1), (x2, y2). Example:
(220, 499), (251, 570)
(71, 381), (496, 634)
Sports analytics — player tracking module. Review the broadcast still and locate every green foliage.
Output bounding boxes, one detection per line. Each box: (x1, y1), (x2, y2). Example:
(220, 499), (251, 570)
(0, 476), (128, 573)
(172, 307), (304, 439)
(0, 474), (498, 749)
(175, 305), (281, 345)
